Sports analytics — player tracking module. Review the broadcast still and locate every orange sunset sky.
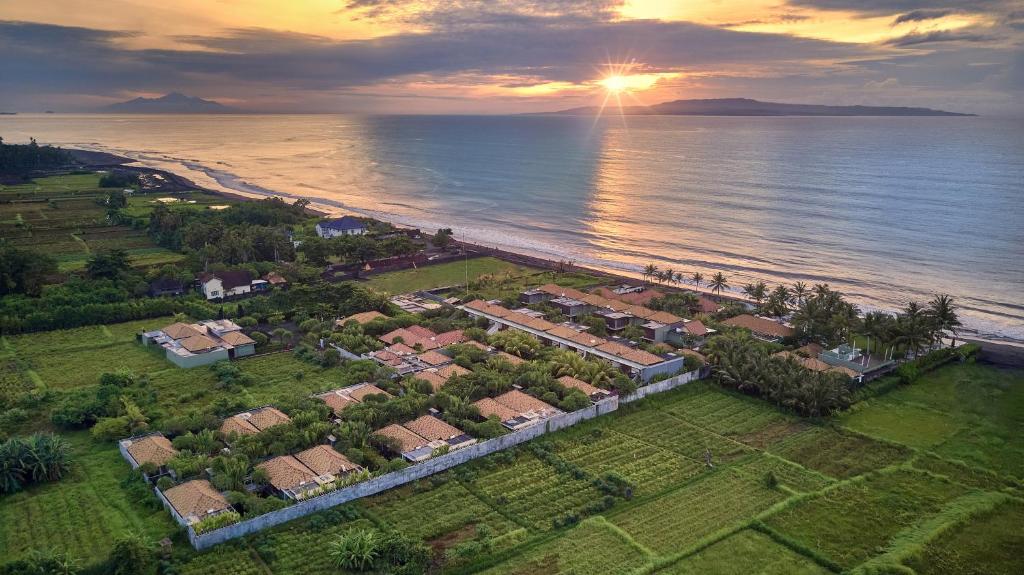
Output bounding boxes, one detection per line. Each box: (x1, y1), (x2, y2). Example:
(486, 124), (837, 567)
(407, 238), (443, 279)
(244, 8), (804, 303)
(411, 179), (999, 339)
(1, 0), (1021, 114)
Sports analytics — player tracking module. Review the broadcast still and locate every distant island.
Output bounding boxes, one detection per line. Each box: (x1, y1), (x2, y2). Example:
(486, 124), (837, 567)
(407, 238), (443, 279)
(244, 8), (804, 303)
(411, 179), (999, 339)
(101, 92), (237, 114)
(542, 97), (974, 117)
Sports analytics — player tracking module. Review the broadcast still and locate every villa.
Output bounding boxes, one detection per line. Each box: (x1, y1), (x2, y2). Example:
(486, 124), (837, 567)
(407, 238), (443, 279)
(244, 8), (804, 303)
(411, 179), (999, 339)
(315, 216), (366, 238)
(315, 383), (392, 417)
(373, 415), (475, 462)
(219, 406), (291, 439)
(462, 297), (687, 382)
(119, 433), (178, 480)
(197, 270), (255, 300)
(557, 375), (612, 401)
(161, 479), (235, 526)
(473, 390), (563, 430)
(141, 319), (256, 368)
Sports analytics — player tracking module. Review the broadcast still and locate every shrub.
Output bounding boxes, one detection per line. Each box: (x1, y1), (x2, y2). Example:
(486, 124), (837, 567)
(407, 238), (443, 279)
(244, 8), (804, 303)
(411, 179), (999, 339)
(91, 416), (131, 441)
(108, 532), (155, 575)
(0, 433), (72, 494)
(250, 331), (269, 348)
(192, 510), (241, 534)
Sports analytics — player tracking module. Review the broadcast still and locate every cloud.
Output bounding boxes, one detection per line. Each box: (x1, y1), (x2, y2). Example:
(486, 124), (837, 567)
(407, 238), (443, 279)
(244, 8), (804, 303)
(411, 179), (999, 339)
(893, 9), (956, 25)
(885, 29), (992, 47)
(787, 0), (1007, 15)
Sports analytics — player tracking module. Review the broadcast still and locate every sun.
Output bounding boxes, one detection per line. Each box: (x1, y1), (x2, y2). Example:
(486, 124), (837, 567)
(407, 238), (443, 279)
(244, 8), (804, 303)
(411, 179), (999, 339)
(600, 75), (630, 94)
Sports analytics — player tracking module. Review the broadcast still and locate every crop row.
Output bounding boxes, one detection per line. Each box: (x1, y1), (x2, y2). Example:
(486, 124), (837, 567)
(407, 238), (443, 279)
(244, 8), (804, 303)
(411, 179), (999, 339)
(361, 478), (517, 541)
(611, 467), (788, 556)
(769, 426), (912, 479)
(472, 453), (604, 530)
(658, 385), (789, 437)
(730, 454), (833, 494)
(609, 409), (751, 464)
(557, 430), (704, 496)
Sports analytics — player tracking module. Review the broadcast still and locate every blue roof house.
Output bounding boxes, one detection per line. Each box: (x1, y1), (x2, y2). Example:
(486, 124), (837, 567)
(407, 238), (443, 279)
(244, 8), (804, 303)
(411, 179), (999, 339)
(315, 216), (367, 238)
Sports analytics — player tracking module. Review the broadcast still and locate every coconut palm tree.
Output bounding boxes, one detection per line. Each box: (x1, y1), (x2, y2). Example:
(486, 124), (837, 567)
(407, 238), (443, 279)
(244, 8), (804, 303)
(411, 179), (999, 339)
(709, 272), (729, 299)
(896, 302), (930, 357)
(691, 272), (704, 290)
(664, 268), (676, 286)
(673, 271), (685, 286)
(791, 281), (808, 305)
(928, 294), (961, 346)
(642, 263), (658, 284)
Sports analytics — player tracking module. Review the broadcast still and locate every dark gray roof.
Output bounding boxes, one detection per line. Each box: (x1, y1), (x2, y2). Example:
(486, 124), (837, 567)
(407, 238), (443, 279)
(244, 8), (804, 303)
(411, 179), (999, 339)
(319, 216), (365, 231)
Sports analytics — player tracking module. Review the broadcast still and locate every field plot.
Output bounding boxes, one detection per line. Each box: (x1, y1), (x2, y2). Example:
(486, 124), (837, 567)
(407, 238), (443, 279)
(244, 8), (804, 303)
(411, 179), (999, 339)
(553, 429), (704, 496)
(172, 542), (269, 575)
(0, 434), (176, 566)
(244, 515), (375, 575)
(841, 364), (1024, 479)
(476, 518), (652, 575)
(609, 408), (751, 464)
(361, 477), (518, 541)
(763, 469), (967, 570)
(656, 382), (792, 439)
(910, 452), (1021, 493)
(730, 454), (833, 494)
(471, 453), (605, 530)
(768, 425), (911, 479)
(610, 467), (788, 557)
(656, 529), (830, 575)
(903, 499), (1024, 575)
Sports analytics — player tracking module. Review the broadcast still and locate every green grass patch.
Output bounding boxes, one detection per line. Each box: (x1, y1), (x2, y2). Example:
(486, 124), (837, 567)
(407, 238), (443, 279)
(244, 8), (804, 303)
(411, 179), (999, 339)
(656, 529), (831, 575)
(769, 426), (912, 479)
(902, 498), (1024, 575)
(763, 469), (968, 569)
(474, 517), (653, 575)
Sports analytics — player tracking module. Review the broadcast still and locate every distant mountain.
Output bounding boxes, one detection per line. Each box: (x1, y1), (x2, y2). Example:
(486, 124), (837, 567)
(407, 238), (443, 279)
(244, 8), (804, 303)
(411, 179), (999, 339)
(102, 92), (236, 114)
(542, 98), (974, 117)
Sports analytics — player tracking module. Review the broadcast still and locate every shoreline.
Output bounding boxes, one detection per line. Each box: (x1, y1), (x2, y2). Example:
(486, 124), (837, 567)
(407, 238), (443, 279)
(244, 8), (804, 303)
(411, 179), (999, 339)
(67, 148), (1024, 363)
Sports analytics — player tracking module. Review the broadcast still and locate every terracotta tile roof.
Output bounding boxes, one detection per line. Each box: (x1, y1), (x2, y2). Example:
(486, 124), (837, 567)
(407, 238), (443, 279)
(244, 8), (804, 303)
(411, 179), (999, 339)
(681, 349), (707, 363)
(417, 351), (452, 366)
(293, 445), (359, 476)
(495, 351), (525, 365)
(580, 293), (612, 307)
(592, 286), (664, 305)
(406, 325), (438, 339)
(722, 315), (795, 338)
(829, 365), (860, 378)
(348, 384), (391, 401)
(596, 341), (664, 366)
(773, 351), (856, 378)
(437, 364), (471, 379)
(337, 311), (387, 326)
(318, 391), (360, 414)
(623, 304), (657, 319)
(219, 416), (260, 437)
(536, 284), (588, 300)
(403, 415), (463, 441)
(264, 272), (288, 285)
(256, 455), (317, 491)
(494, 390), (559, 417)
(463, 340), (491, 351)
(219, 331), (255, 346)
(565, 330), (607, 347)
(473, 398), (520, 421)
(647, 310), (683, 324)
(682, 319), (709, 336)
(163, 480), (231, 522)
(557, 375), (603, 397)
(374, 424), (428, 453)
(411, 370), (448, 392)
(248, 407), (291, 431)
(179, 334), (221, 353)
(125, 434), (178, 467)
(372, 350), (400, 363)
(386, 342), (417, 355)
(795, 343), (825, 357)
(163, 322), (202, 340)
(544, 325), (583, 340)
(380, 328), (422, 345)
(696, 296), (720, 314)
(434, 330), (466, 347)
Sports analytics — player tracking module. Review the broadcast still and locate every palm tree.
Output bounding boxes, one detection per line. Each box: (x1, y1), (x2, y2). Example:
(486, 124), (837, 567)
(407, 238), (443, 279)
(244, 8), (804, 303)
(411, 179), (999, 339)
(673, 271), (685, 286)
(813, 283), (831, 299)
(664, 268), (675, 286)
(792, 281), (808, 305)
(709, 272), (729, 299)
(691, 272), (704, 290)
(928, 294), (961, 346)
(897, 302), (929, 357)
(642, 263), (658, 284)
(742, 283), (757, 301)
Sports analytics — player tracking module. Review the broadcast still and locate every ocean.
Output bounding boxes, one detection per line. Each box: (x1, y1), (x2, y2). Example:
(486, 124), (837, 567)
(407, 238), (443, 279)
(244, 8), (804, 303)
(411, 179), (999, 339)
(2, 113), (1022, 343)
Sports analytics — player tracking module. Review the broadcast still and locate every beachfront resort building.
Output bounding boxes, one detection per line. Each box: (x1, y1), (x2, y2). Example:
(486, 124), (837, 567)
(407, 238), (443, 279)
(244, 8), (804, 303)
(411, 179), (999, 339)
(315, 216), (367, 238)
(140, 319), (256, 368)
(461, 290), (689, 382)
(721, 314), (796, 343)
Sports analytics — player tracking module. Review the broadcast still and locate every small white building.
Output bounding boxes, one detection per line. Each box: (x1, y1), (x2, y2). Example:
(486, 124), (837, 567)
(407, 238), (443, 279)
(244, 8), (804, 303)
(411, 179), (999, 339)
(315, 216), (367, 238)
(197, 271), (253, 300)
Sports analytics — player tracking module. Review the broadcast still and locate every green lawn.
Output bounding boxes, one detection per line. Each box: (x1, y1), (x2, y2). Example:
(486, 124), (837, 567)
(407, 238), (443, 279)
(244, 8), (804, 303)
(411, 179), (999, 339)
(362, 256), (602, 297)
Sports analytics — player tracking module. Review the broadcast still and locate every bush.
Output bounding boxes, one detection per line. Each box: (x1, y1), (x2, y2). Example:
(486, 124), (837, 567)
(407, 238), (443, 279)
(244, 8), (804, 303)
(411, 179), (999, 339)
(191, 510), (241, 534)
(108, 532), (155, 575)
(91, 416), (131, 441)
(0, 433), (72, 494)
(250, 331), (269, 348)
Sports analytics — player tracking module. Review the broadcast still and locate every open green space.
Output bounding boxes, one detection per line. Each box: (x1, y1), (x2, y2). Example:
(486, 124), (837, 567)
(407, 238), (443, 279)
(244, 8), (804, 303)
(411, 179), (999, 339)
(1, 314), (1021, 575)
(362, 256), (602, 297)
(0, 173), (187, 271)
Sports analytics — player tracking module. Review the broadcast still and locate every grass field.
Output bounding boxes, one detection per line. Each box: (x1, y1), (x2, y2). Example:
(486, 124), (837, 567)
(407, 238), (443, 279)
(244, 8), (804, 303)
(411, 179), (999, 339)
(362, 256), (602, 298)
(1, 315), (1021, 575)
(0, 173), (188, 271)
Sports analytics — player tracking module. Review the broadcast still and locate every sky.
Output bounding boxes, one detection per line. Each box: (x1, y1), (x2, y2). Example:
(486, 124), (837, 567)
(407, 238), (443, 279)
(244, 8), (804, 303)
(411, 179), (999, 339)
(1, 0), (1022, 115)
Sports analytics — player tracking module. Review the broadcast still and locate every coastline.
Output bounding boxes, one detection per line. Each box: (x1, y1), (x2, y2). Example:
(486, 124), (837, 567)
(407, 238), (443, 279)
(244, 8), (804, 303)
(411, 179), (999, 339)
(68, 148), (1024, 363)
